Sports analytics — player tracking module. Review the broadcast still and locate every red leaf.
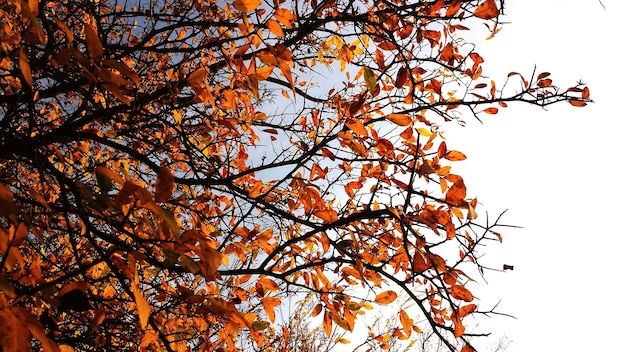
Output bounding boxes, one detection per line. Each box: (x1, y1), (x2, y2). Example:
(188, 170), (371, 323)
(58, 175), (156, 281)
(395, 67), (409, 88)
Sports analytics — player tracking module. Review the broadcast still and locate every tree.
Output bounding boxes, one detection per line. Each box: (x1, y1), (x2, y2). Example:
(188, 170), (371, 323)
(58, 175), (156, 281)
(0, 0), (589, 351)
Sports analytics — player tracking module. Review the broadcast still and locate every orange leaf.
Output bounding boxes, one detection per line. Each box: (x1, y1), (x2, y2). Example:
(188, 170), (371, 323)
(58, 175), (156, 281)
(248, 180), (264, 198)
(568, 99), (587, 107)
(399, 309), (413, 335)
(84, 24), (103, 62)
(452, 314), (465, 337)
(445, 178), (466, 205)
(582, 86), (590, 99)
(261, 297), (281, 323)
(266, 19), (284, 37)
(345, 118), (368, 137)
(461, 344), (476, 352)
(95, 166), (124, 185)
(386, 113), (412, 126)
(474, 0), (499, 20)
(450, 285), (474, 302)
(274, 8), (296, 28)
(483, 107), (498, 114)
(412, 251), (430, 272)
(313, 209), (338, 223)
(374, 290), (397, 304)
(19, 48), (32, 87)
(444, 151), (467, 161)
(457, 304), (477, 318)
(155, 167), (175, 203)
(445, 0), (462, 17)
(311, 303), (323, 317)
(232, 0), (261, 12)
(132, 285), (151, 329)
(537, 72), (551, 80)
(323, 311), (332, 337)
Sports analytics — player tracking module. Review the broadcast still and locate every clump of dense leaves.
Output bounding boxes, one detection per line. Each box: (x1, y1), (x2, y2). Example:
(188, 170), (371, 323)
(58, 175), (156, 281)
(0, 0), (589, 351)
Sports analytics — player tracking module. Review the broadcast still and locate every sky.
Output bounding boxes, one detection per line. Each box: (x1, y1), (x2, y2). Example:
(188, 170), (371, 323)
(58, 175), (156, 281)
(441, 0), (626, 351)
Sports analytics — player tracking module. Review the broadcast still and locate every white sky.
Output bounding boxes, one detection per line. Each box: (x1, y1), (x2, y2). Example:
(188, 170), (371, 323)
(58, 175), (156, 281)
(441, 0), (626, 351)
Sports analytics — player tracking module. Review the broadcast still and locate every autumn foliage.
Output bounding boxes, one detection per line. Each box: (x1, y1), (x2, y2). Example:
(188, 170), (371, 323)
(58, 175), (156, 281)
(0, 0), (589, 351)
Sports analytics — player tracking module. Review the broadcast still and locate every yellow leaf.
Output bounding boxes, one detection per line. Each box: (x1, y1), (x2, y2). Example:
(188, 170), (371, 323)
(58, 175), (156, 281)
(416, 127), (432, 137)
(266, 19), (284, 37)
(374, 290), (397, 304)
(232, 0), (261, 12)
(386, 113), (412, 126)
(363, 67), (377, 93)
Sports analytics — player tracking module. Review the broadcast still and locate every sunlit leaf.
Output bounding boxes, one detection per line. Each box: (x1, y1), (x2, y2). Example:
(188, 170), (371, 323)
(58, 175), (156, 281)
(266, 19), (284, 37)
(232, 0), (261, 12)
(374, 290), (397, 304)
(386, 113), (412, 126)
